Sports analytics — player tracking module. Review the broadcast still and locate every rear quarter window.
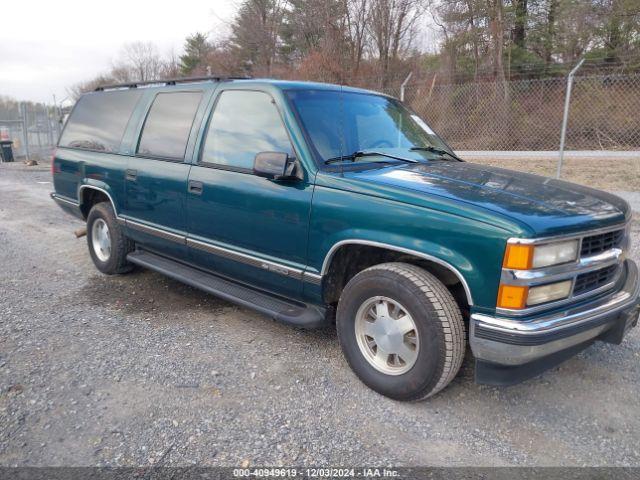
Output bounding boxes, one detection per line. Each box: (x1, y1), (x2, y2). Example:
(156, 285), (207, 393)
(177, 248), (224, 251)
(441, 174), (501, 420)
(59, 90), (143, 152)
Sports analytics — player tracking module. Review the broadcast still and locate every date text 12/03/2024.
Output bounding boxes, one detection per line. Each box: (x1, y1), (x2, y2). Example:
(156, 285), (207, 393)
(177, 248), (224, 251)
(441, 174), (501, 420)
(232, 467), (400, 477)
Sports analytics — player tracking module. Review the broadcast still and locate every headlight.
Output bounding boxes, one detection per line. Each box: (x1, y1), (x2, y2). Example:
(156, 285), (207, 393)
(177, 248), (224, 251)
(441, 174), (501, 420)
(498, 237), (578, 310)
(497, 280), (573, 309)
(503, 239), (579, 270)
(532, 240), (579, 268)
(526, 280), (573, 306)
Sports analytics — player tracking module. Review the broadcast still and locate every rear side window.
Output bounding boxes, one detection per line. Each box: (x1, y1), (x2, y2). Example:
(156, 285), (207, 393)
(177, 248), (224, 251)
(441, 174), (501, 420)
(137, 91), (202, 160)
(59, 90), (142, 152)
(201, 90), (292, 169)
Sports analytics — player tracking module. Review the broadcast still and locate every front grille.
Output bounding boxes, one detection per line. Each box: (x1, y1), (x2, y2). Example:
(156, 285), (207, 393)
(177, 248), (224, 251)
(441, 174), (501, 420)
(580, 229), (625, 257)
(573, 264), (618, 296)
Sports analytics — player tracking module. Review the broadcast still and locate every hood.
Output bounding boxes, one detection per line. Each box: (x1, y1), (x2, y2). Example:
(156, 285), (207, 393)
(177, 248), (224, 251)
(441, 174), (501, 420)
(345, 161), (629, 236)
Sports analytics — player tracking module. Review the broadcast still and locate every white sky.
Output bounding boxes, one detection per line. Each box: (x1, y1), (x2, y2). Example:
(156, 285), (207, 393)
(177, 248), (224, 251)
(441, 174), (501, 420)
(0, 0), (237, 104)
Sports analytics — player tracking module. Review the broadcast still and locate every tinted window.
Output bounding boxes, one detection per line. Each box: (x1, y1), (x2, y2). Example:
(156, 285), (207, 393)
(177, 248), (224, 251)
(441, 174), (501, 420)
(202, 91), (292, 169)
(59, 90), (142, 152)
(138, 91), (202, 160)
(287, 89), (452, 164)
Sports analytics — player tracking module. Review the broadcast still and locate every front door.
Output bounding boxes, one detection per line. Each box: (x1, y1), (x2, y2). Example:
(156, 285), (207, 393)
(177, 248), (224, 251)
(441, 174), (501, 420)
(186, 89), (313, 299)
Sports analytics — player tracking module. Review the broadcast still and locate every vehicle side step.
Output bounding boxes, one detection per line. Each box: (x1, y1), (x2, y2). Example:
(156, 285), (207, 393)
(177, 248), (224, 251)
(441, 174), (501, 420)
(127, 250), (328, 329)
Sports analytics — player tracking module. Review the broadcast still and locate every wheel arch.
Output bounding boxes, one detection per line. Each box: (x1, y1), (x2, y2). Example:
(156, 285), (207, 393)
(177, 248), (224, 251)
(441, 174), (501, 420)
(77, 184), (118, 220)
(320, 240), (474, 308)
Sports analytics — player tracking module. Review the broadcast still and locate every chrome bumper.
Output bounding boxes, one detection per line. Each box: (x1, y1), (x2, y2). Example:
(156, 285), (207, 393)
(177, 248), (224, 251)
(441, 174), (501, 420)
(470, 259), (640, 366)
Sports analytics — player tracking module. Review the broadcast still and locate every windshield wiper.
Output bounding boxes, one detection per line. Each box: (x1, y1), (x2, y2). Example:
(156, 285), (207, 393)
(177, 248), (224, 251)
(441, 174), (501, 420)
(324, 150), (419, 165)
(410, 146), (462, 162)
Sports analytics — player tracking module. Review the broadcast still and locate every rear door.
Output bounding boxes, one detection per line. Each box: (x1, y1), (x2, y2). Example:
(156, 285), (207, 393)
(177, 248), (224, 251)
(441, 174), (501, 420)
(123, 89), (206, 260)
(186, 88), (314, 299)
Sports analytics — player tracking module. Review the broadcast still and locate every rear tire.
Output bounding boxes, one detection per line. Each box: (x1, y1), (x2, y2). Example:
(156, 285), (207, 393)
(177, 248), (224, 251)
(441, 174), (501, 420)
(86, 202), (134, 274)
(336, 262), (466, 401)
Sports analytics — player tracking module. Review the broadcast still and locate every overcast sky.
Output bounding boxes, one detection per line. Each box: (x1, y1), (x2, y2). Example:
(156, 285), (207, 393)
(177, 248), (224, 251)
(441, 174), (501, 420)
(0, 0), (237, 104)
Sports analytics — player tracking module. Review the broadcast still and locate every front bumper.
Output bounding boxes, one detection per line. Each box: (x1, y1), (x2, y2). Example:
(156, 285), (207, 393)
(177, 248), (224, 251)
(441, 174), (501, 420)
(471, 259), (640, 385)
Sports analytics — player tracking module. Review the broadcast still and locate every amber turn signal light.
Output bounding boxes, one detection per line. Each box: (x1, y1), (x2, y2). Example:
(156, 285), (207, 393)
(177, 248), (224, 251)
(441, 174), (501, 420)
(503, 243), (533, 270)
(497, 284), (528, 309)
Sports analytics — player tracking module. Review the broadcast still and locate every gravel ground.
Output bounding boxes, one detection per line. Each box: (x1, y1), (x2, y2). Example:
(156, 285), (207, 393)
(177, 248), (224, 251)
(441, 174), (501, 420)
(1, 161), (639, 467)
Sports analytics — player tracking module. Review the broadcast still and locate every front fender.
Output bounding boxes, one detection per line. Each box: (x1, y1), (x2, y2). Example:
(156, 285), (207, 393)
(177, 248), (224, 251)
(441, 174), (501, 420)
(308, 185), (512, 310)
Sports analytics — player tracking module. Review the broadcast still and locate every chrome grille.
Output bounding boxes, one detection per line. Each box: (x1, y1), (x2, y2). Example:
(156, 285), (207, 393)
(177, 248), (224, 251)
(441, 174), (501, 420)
(580, 229), (625, 257)
(573, 264), (619, 296)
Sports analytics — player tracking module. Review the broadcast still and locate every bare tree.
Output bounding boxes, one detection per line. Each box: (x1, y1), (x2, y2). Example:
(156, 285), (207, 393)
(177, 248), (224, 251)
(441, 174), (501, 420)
(368, 0), (426, 83)
(162, 47), (182, 78)
(345, 0), (370, 73)
(68, 42), (180, 98)
(114, 42), (164, 82)
(67, 74), (115, 100)
(205, 39), (245, 75)
(487, 0), (506, 82)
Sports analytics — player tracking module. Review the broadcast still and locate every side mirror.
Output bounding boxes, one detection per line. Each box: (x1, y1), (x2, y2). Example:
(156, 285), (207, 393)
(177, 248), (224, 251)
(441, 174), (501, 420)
(253, 152), (297, 180)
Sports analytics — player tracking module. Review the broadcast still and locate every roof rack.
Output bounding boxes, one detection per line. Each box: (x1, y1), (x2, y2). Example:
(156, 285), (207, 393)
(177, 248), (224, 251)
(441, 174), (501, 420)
(94, 75), (252, 92)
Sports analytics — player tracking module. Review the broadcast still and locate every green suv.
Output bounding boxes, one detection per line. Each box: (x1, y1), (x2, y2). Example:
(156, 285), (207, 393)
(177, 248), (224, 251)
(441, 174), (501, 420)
(51, 77), (639, 400)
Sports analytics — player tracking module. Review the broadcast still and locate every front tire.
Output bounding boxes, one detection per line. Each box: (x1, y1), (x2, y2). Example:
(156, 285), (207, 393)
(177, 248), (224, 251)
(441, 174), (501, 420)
(86, 202), (134, 274)
(336, 262), (466, 401)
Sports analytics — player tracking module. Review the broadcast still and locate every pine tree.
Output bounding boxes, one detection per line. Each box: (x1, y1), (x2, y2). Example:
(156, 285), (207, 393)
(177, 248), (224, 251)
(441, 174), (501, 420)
(179, 33), (211, 76)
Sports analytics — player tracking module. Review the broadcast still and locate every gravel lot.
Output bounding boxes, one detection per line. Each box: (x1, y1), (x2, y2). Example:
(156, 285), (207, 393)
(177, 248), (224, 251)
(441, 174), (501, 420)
(1, 161), (639, 467)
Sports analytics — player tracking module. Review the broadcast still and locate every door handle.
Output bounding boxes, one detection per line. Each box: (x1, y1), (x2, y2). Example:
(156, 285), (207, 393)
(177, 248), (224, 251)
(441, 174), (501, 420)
(125, 169), (137, 181)
(188, 180), (203, 195)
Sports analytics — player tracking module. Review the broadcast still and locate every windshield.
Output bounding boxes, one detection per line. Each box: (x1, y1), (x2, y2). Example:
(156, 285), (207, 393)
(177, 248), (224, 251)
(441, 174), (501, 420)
(286, 89), (453, 164)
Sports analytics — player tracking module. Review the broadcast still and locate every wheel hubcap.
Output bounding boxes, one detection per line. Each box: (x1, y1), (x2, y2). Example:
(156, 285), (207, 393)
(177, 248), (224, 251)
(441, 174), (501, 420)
(354, 296), (419, 375)
(91, 218), (111, 262)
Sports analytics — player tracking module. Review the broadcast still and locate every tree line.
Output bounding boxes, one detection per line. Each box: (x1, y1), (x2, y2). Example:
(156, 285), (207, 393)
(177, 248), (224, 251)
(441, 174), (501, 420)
(70, 0), (640, 97)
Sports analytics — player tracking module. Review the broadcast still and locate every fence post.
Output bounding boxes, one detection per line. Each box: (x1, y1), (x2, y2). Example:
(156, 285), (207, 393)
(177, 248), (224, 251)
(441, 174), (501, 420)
(47, 106), (54, 147)
(20, 102), (30, 161)
(52, 95), (60, 141)
(557, 58), (585, 179)
(427, 73), (438, 101)
(400, 72), (413, 102)
(36, 105), (43, 155)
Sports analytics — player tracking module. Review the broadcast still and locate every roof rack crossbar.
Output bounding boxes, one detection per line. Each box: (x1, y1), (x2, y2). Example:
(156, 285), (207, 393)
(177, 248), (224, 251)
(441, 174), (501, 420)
(94, 75), (252, 91)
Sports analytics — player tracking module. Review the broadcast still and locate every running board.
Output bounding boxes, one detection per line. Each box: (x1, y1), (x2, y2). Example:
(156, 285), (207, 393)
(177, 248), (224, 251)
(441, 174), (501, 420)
(127, 250), (327, 328)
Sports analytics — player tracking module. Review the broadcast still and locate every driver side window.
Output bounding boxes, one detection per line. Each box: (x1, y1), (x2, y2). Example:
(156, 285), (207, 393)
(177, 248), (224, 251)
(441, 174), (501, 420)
(201, 90), (293, 170)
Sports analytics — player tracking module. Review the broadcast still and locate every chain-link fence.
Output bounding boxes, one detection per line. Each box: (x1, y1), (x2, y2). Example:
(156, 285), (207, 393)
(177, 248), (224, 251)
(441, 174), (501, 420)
(3, 72), (638, 159)
(0, 102), (61, 161)
(379, 73), (640, 151)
